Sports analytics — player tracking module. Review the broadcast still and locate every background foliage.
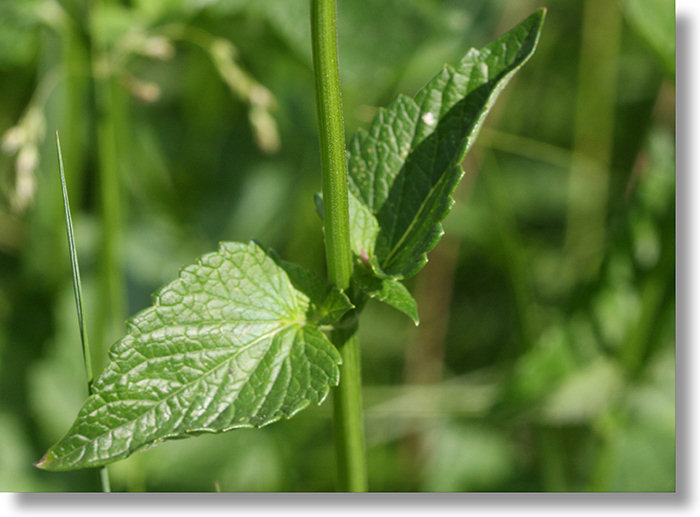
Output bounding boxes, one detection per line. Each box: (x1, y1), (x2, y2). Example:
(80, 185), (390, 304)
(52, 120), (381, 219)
(0, 0), (674, 492)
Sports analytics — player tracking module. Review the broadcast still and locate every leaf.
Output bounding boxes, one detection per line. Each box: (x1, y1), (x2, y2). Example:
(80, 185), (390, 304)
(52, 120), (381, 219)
(353, 265), (419, 325)
(36, 241), (345, 471)
(318, 193), (418, 324)
(316, 194), (417, 323)
(347, 9), (545, 279)
(316, 191), (380, 264)
(267, 248), (354, 326)
(57, 133), (94, 391)
(347, 192), (380, 263)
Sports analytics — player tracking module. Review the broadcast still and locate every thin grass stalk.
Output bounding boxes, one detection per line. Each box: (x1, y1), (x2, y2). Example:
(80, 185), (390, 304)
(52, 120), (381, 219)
(56, 133), (111, 492)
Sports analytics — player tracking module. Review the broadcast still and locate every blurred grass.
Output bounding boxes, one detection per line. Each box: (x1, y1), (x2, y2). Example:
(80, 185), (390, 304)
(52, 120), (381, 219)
(0, 0), (674, 492)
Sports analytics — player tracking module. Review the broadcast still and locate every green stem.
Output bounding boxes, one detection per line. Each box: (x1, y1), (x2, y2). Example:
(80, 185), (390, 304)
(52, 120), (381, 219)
(86, 0), (123, 491)
(93, 53), (122, 499)
(564, 0), (621, 281)
(91, 4), (127, 376)
(331, 329), (367, 491)
(310, 0), (367, 492)
(60, 4), (89, 202)
(311, 0), (352, 289)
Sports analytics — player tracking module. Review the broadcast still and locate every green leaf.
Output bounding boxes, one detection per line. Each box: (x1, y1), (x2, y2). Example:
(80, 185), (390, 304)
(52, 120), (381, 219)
(315, 194), (416, 322)
(347, 192), (380, 263)
(315, 191), (379, 267)
(353, 265), (419, 325)
(57, 133), (94, 390)
(267, 248), (354, 326)
(347, 10), (545, 278)
(36, 241), (344, 471)
(315, 191), (379, 264)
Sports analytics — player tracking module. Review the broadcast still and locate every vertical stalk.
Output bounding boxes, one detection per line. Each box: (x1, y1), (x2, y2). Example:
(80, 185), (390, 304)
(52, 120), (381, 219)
(90, 0), (127, 376)
(94, 74), (126, 371)
(331, 328), (367, 491)
(564, 0), (621, 281)
(60, 5), (89, 200)
(87, 0), (125, 489)
(310, 0), (367, 492)
(311, 0), (352, 288)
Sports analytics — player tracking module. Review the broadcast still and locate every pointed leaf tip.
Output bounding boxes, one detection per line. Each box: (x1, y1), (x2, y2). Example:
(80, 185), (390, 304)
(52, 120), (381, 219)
(33, 452), (50, 470)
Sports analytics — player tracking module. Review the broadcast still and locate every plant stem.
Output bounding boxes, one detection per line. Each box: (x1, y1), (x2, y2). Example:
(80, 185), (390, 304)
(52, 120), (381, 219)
(60, 9), (89, 203)
(310, 0), (352, 289)
(85, 0), (123, 490)
(331, 329), (367, 491)
(564, 0), (621, 282)
(91, 4), (127, 377)
(310, 0), (367, 492)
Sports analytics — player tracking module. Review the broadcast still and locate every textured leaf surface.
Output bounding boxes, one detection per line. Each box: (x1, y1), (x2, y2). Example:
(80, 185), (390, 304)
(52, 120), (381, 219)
(269, 250), (354, 326)
(353, 266), (419, 325)
(347, 10), (545, 278)
(315, 192), (379, 263)
(37, 242), (344, 471)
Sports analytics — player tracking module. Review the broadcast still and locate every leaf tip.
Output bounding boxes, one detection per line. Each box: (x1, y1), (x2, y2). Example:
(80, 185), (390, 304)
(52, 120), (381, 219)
(539, 8), (547, 23)
(33, 451), (53, 470)
(530, 7), (547, 30)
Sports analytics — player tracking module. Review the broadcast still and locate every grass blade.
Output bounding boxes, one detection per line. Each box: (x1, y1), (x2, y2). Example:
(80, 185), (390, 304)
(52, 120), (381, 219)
(57, 133), (92, 388)
(56, 131), (112, 492)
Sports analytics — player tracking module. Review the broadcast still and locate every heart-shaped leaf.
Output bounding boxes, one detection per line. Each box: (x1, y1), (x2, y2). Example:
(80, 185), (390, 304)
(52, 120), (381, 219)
(37, 241), (347, 471)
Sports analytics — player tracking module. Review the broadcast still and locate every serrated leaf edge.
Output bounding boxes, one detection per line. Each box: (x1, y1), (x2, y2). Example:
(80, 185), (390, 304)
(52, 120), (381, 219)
(36, 241), (341, 471)
(348, 9), (546, 280)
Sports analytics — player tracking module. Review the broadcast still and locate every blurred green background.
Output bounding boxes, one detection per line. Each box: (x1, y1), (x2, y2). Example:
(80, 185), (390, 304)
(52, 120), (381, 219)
(0, 0), (674, 492)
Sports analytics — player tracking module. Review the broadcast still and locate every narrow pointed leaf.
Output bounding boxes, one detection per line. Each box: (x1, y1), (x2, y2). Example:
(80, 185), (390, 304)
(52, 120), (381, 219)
(57, 132), (95, 390)
(37, 241), (343, 471)
(347, 10), (545, 278)
(57, 132), (112, 490)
